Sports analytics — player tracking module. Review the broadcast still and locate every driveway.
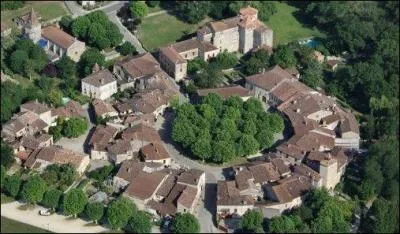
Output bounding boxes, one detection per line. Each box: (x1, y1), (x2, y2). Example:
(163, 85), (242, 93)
(63, 1), (145, 54)
(1, 201), (108, 233)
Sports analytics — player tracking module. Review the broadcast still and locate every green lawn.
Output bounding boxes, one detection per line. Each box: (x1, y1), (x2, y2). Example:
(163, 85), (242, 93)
(147, 5), (163, 14)
(1, 1), (69, 28)
(265, 2), (325, 46)
(137, 13), (211, 52)
(1, 217), (51, 233)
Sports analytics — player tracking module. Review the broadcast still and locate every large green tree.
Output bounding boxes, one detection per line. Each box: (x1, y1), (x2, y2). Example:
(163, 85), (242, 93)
(78, 48), (105, 77)
(85, 202), (104, 224)
(172, 213), (200, 233)
(63, 189), (88, 218)
(130, 1), (149, 18)
(1, 141), (15, 169)
(21, 175), (47, 204)
(272, 45), (297, 69)
(0, 165), (5, 189)
(241, 209), (264, 233)
(177, 1), (211, 24)
(107, 197), (136, 230)
(4, 174), (21, 198)
(62, 117), (88, 138)
(42, 189), (62, 211)
(125, 210), (152, 233)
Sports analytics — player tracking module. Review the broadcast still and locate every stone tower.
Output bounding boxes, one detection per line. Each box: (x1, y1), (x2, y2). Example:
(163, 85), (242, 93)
(238, 6), (258, 54)
(25, 8), (41, 43)
(319, 158), (339, 190)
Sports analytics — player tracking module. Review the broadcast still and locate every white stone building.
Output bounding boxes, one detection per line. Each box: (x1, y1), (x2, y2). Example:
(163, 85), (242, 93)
(81, 65), (118, 100)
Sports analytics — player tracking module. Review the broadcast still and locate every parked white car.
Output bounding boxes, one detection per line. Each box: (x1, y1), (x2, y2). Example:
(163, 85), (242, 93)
(39, 209), (51, 216)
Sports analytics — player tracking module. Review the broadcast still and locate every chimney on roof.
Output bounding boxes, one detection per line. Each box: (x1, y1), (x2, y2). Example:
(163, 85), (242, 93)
(296, 108), (300, 113)
(127, 167), (130, 172)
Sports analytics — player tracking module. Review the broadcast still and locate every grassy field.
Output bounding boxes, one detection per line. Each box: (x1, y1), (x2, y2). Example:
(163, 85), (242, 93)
(265, 2), (325, 46)
(137, 13), (211, 52)
(1, 217), (51, 233)
(1, 1), (69, 28)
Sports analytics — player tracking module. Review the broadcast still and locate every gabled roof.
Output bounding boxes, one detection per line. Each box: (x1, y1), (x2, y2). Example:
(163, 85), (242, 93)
(41, 25), (78, 49)
(197, 85), (251, 99)
(141, 142), (170, 161)
(82, 69), (116, 87)
(115, 53), (161, 78)
(246, 65), (292, 91)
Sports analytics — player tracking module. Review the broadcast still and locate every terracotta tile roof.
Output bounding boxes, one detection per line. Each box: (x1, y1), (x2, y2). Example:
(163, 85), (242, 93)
(293, 164), (321, 182)
(130, 89), (173, 114)
(156, 174), (177, 197)
(197, 85), (251, 99)
(217, 181), (254, 206)
(177, 185), (198, 208)
(115, 160), (145, 182)
(276, 143), (306, 160)
(248, 162), (280, 184)
(16, 151), (30, 161)
(339, 111), (359, 134)
(25, 146), (87, 169)
(21, 101), (50, 114)
(271, 184), (292, 203)
(140, 142), (170, 161)
(330, 147), (349, 171)
(52, 100), (86, 119)
(116, 53), (161, 78)
(307, 151), (329, 162)
(270, 158), (290, 176)
(159, 46), (186, 64)
(271, 81), (309, 103)
(288, 131), (335, 152)
(41, 25), (77, 49)
(283, 175), (312, 198)
(89, 125), (118, 151)
(177, 169), (204, 187)
(121, 123), (161, 143)
(235, 168), (253, 191)
(209, 16), (240, 32)
(321, 114), (342, 125)
(82, 69), (116, 87)
(172, 39), (201, 53)
(124, 113), (155, 126)
(92, 98), (118, 117)
(124, 171), (167, 200)
(246, 65), (292, 91)
(108, 140), (132, 155)
(20, 135), (40, 150)
(19, 8), (40, 26)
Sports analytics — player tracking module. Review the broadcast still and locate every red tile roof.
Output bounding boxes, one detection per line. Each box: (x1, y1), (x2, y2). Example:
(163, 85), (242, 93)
(41, 25), (77, 49)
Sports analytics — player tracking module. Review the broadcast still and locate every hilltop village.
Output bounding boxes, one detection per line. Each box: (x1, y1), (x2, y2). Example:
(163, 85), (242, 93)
(2, 2), (383, 234)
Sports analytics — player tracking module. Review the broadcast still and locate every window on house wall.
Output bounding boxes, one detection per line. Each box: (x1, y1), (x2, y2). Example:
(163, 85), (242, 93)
(192, 52), (195, 56)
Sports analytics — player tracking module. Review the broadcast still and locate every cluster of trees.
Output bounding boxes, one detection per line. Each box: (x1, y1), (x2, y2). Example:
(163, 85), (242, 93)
(40, 164), (77, 192)
(61, 11), (123, 51)
(6, 39), (48, 79)
(77, 48), (105, 77)
(268, 188), (354, 233)
(187, 50), (238, 89)
(130, 1), (149, 19)
(49, 117), (88, 141)
(174, 1), (277, 24)
(172, 93), (284, 163)
(1, 1), (25, 10)
(242, 46), (299, 76)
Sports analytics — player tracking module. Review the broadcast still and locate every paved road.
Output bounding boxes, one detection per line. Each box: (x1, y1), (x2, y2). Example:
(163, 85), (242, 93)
(1, 201), (108, 233)
(63, 1), (145, 54)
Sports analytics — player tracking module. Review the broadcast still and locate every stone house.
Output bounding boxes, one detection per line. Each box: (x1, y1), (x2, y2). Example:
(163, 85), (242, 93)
(24, 145), (90, 175)
(158, 39), (219, 81)
(91, 98), (119, 119)
(41, 25), (86, 62)
(20, 101), (53, 125)
(113, 53), (162, 91)
(51, 100), (86, 121)
(140, 142), (171, 166)
(88, 125), (119, 160)
(121, 123), (162, 152)
(197, 7), (273, 54)
(107, 140), (135, 164)
(81, 65), (118, 100)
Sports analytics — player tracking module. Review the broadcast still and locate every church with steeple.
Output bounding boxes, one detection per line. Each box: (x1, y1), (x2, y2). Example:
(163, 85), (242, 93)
(15, 9), (86, 62)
